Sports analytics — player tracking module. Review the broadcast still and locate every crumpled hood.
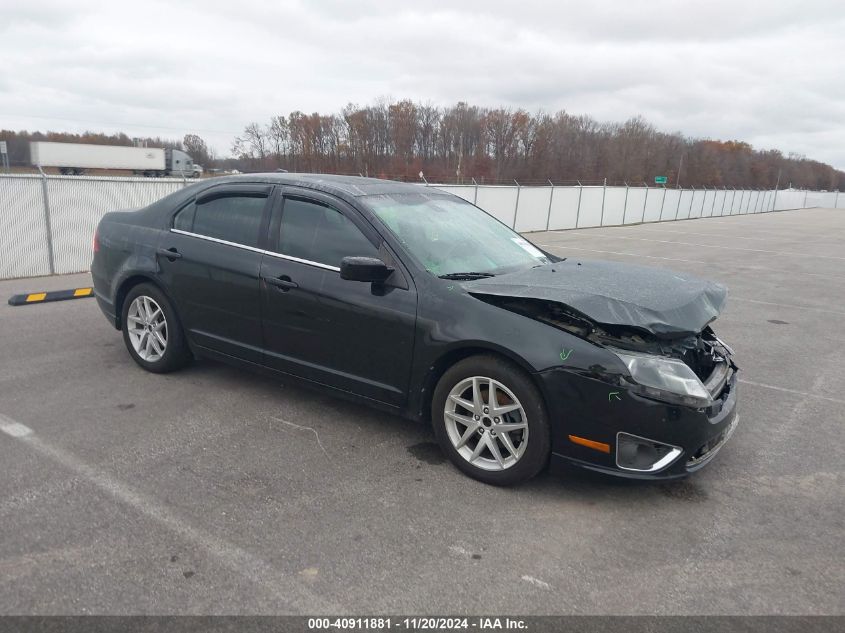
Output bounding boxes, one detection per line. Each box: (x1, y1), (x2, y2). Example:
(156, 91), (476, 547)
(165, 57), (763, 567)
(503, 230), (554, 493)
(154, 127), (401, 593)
(464, 259), (727, 338)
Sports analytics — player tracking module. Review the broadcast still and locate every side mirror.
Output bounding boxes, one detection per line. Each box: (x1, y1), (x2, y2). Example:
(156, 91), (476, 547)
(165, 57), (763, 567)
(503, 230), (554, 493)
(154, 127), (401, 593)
(340, 256), (393, 283)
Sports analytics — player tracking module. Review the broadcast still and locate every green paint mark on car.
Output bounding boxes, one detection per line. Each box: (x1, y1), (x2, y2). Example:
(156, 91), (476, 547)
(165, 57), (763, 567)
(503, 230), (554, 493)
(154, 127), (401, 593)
(608, 391), (622, 402)
(559, 348), (573, 361)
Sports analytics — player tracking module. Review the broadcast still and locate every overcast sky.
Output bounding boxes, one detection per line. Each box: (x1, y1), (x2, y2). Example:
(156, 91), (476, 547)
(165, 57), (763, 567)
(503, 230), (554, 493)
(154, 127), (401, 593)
(1, 0), (843, 168)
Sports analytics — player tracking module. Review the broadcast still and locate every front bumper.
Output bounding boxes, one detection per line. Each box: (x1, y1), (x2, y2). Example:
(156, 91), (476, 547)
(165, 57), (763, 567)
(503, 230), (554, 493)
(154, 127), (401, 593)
(537, 363), (739, 480)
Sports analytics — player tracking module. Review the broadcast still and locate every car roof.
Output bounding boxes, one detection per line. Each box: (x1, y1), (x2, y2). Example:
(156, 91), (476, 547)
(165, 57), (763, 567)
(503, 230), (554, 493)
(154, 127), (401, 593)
(196, 173), (432, 198)
(140, 173), (452, 225)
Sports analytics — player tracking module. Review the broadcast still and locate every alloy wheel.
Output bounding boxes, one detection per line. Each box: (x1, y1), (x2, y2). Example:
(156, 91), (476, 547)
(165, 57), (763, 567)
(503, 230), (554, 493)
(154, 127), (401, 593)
(126, 295), (168, 362)
(444, 376), (528, 471)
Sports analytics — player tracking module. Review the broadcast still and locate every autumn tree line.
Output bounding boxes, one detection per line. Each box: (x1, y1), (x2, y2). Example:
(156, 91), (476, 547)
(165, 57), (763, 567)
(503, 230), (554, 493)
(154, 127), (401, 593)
(231, 100), (843, 189)
(3, 98), (842, 189)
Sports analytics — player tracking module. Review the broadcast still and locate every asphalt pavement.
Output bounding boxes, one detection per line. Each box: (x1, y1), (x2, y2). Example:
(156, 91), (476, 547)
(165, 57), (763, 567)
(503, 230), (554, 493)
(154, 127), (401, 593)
(0, 208), (843, 615)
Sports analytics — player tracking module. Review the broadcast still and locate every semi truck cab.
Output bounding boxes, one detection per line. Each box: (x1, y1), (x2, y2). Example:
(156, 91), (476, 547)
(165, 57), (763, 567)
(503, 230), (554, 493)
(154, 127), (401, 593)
(165, 149), (195, 178)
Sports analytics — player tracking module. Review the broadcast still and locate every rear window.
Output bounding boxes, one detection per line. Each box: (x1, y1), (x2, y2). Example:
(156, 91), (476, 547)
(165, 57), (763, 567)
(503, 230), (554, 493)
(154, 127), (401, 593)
(174, 194), (267, 248)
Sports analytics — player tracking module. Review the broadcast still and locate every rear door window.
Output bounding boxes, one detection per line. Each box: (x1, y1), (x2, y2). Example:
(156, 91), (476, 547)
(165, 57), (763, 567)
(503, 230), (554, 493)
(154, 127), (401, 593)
(175, 193), (268, 248)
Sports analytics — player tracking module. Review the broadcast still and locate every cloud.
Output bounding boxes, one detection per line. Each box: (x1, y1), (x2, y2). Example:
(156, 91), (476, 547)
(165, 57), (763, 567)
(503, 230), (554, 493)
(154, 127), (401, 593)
(1, 0), (843, 168)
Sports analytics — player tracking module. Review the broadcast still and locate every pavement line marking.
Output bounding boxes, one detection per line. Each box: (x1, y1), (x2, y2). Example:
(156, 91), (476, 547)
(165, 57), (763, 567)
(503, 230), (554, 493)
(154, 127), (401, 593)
(618, 227), (813, 242)
(533, 244), (711, 265)
(683, 222), (845, 238)
(546, 222), (845, 241)
(521, 575), (552, 590)
(0, 414), (33, 438)
(729, 297), (845, 316)
(553, 233), (845, 261)
(534, 243), (845, 282)
(695, 213), (838, 224)
(0, 413), (342, 613)
(738, 380), (845, 405)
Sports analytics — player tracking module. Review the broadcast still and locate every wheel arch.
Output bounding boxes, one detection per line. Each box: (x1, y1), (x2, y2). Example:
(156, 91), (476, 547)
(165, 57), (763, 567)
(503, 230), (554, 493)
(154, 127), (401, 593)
(417, 344), (544, 424)
(114, 274), (177, 331)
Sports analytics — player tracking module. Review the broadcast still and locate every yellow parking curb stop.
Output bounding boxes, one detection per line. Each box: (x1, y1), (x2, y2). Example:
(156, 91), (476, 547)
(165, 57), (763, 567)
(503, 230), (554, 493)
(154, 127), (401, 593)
(8, 287), (95, 307)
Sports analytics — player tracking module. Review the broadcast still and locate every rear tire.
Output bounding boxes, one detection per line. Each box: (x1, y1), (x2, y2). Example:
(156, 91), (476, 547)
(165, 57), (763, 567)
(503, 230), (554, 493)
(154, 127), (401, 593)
(432, 355), (551, 486)
(121, 283), (191, 374)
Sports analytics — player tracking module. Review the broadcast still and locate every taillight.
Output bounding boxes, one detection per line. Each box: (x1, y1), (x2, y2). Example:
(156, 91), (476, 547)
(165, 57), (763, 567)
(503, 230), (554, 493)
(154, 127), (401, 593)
(93, 228), (100, 253)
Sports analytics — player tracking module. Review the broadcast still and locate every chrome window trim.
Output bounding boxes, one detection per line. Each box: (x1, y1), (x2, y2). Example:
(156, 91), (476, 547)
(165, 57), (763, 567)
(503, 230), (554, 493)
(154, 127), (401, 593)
(169, 229), (341, 272)
(266, 251), (341, 272)
(170, 228), (264, 255)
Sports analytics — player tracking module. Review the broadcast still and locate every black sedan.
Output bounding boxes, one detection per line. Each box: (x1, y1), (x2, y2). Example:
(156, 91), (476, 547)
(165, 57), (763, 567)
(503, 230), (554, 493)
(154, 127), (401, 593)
(91, 174), (738, 485)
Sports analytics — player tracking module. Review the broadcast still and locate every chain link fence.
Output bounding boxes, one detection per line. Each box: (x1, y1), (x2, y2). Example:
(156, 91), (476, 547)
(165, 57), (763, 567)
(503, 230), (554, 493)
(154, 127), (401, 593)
(1, 173), (841, 280)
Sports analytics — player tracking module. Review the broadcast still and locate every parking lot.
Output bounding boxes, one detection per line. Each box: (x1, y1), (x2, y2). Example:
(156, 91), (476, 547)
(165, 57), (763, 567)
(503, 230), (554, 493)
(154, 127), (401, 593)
(1, 207), (843, 615)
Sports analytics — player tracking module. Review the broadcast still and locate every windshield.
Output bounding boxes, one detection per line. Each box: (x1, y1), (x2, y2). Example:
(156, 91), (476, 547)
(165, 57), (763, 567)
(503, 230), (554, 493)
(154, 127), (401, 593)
(362, 192), (551, 276)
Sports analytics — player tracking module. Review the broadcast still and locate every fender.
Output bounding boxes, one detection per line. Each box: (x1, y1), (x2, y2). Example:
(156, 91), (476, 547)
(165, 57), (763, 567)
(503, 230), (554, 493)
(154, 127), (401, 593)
(108, 225), (167, 328)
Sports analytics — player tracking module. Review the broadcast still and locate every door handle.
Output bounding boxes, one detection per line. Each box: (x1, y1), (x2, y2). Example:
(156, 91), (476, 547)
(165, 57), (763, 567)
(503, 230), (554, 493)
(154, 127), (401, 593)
(157, 247), (182, 260)
(263, 275), (298, 291)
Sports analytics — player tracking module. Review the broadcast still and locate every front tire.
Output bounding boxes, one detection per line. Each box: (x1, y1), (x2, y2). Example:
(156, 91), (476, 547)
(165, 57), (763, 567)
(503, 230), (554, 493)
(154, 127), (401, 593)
(121, 283), (190, 373)
(432, 355), (551, 486)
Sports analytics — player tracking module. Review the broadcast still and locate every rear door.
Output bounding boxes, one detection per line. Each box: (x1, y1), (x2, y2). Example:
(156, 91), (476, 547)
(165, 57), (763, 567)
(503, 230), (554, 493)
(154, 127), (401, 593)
(157, 184), (273, 363)
(259, 189), (417, 406)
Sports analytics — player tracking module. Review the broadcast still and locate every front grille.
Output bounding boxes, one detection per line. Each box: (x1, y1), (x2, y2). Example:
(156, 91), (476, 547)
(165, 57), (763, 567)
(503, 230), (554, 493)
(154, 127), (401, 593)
(686, 415), (739, 470)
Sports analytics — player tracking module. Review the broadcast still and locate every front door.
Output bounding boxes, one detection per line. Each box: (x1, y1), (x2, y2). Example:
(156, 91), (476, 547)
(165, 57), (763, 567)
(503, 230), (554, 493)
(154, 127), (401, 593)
(259, 191), (417, 406)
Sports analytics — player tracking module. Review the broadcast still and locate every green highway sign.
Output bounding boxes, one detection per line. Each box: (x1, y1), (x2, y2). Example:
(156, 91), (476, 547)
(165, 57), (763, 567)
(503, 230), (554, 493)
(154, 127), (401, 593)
(654, 176), (667, 184)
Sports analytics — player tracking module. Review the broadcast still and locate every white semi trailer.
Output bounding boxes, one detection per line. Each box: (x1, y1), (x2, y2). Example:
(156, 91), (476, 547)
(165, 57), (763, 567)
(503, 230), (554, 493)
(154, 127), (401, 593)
(30, 141), (200, 177)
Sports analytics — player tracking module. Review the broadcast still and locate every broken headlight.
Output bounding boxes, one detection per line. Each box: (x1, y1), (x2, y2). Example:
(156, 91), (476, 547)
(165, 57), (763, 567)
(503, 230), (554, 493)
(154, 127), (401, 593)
(613, 349), (713, 409)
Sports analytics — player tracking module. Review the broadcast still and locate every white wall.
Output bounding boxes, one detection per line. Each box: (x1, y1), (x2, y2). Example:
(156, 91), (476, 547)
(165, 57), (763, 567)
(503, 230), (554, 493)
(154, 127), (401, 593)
(0, 176), (52, 278)
(475, 186), (518, 226)
(0, 174), (841, 280)
(548, 186), (580, 230)
(623, 187), (648, 224)
(1, 175), (187, 279)
(513, 186), (552, 232)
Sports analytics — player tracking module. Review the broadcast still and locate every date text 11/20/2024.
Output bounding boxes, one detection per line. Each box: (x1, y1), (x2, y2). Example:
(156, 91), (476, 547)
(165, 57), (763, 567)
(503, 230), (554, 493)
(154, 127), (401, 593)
(308, 617), (528, 630)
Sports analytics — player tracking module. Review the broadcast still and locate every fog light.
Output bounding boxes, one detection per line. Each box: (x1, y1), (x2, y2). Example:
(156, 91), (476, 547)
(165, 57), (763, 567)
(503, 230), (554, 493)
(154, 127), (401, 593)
(616, 432), (683, 473)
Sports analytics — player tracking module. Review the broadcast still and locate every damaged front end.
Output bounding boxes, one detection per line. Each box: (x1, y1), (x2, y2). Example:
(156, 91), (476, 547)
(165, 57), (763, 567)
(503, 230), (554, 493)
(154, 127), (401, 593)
(474, 294), (737, 409)
(471, 292), (739, 478)
(463, 259), (739, 478)
(472, 293), (737, 410)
